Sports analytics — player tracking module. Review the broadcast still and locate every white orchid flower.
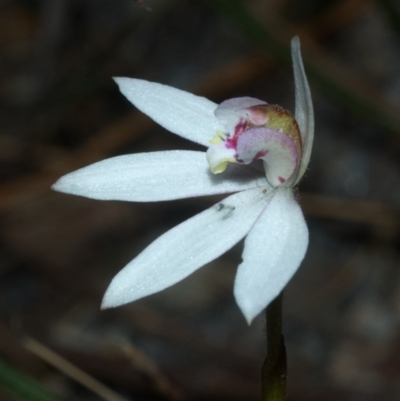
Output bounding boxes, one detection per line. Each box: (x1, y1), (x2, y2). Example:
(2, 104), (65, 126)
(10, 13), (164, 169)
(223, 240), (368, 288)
(52, 37), (314, 324)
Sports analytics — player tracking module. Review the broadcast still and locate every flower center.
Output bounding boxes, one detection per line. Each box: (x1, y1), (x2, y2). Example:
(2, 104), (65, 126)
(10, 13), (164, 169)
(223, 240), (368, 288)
(206, 98), (302, 187)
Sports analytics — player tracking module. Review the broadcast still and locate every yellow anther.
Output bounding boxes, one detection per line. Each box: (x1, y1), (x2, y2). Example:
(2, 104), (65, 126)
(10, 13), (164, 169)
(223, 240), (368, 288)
(210, 157), (236, 174)
(209, 130), (226, 145)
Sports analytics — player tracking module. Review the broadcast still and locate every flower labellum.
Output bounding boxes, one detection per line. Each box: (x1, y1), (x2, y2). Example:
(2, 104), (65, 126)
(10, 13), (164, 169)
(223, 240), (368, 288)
(207, 100), (302, 187)
(52, 37), (314, 324)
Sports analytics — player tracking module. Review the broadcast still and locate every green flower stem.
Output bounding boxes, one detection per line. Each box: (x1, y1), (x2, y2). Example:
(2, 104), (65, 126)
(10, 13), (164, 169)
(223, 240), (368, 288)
(262, 292), (286, 401)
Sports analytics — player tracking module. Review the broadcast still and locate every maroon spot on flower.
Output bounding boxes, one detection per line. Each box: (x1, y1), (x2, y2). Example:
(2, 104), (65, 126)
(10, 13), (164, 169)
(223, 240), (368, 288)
(234, 119), (247, 136)
(252, 150), (268, 161)
(278, 176), (286, 184)
(226, 118), (248, 149)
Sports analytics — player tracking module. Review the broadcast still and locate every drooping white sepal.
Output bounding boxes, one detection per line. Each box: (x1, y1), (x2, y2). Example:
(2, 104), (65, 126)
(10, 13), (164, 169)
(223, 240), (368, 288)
(234, 188), (308, 324)
(52, 150), (268, 202)
(114, 77), (224, 146)
(101, 187), (273, 309)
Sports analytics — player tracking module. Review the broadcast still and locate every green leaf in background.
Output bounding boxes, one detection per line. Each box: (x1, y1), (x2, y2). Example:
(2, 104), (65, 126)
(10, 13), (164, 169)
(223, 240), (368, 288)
(0, 358), (68, 401)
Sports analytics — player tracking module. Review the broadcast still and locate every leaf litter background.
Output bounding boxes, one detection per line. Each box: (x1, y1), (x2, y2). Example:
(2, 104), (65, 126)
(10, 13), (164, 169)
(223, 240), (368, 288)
(1, 0), (400, 400)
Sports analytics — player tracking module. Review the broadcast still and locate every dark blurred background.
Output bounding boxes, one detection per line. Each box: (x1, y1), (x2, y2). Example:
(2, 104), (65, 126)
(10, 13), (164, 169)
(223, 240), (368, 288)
(1, 0), (400, 400)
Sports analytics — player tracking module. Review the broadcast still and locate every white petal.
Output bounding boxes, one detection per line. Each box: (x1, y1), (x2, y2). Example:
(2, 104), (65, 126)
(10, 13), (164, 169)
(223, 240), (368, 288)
(114, 77), (223, 146)
(101, 187), (273, 308)
(52, 151), (268, 201)
(291, 37), (314, 183)
(234, 187), (308, 324)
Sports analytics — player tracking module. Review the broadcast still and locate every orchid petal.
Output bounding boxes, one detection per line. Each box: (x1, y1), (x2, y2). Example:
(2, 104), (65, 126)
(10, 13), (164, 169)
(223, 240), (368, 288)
(114, 78), (223, 147)
(234, 188), (308, 324)
(52, 151), (268, 202)
(101, 187), (273, 309)
(291, 37), (314, 183)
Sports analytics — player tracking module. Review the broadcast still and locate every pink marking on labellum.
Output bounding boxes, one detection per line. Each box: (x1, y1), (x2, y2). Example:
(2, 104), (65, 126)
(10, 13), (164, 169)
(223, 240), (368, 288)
(226, 118), (248, 150)
(278, 176), (286, 184)
(252, 150), (268, 161)
(234, 119), (248, 136)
